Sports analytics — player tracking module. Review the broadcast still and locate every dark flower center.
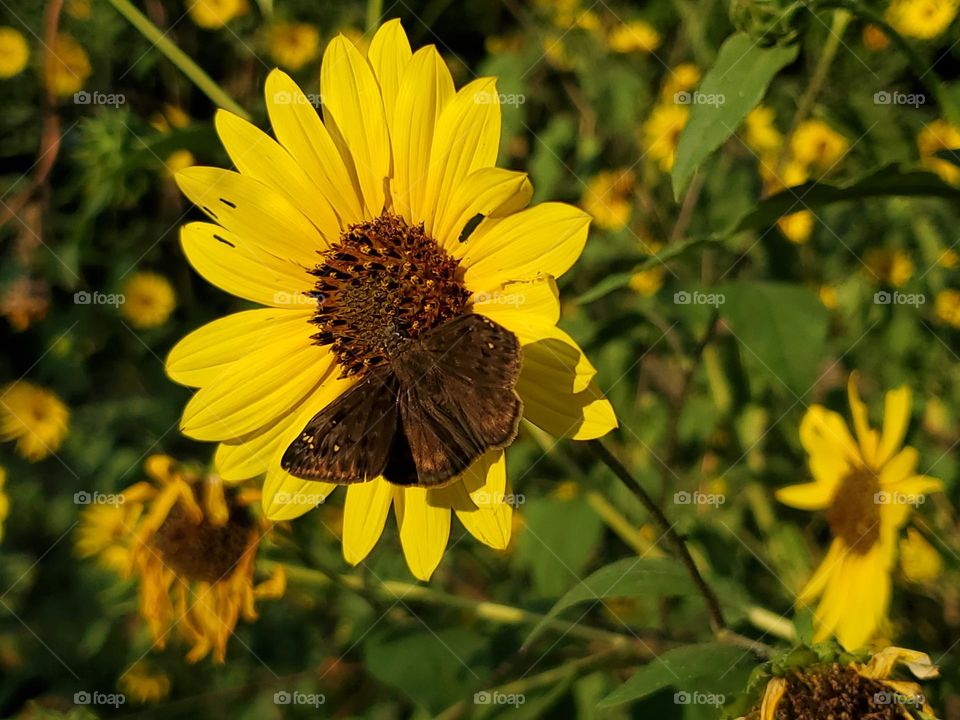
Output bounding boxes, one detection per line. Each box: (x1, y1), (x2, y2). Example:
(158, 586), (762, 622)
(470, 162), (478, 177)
(307, 213), (470, 377)
(825, 467), (881, 555)
(772, 664), (901, 720)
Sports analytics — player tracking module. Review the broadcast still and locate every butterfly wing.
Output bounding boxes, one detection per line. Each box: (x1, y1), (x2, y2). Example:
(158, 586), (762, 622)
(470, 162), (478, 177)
(281, 365), (398, 483)
(393, 314), (523, 487)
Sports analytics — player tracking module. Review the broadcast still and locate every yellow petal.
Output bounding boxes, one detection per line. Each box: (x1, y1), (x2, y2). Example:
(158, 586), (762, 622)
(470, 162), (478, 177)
(434, 167), (532, 250)
(181, 332), (332, 441)
(264, 69), (364, 225)
(342, 478), (394, 565)
(775, 481), (836, 510)
(887, 475), (943, 497)
(215, 413), (292, 482)
(175, 166), (321, 267)
(879, 446), (918, 486)
(847, 372), (879, 467)
(320, 34), (390, 217)
(451, 451), (512, 550)
(180, 223), (314, 307)
(811, 551), (854, 642)
(395, 486), (451, 581)
(797, 539), (843, 605)
(759, 677), (787, 720)
(458, 203), (591, 292)
(367, 19), (412, 126)
(390, 45), (454, 226)
(833, 547), (888, 650)
(472, 275), (561, 327)
(809, 451), (849, 489)
(214, 110), (340, 242)
(166, 309), (309, 387)
(422, 77), (501, 235)
(519, 379), (617, 440)
(876, 385), (911, 466)
(799, 405), (861, 466)
(864, 647), (938, 680)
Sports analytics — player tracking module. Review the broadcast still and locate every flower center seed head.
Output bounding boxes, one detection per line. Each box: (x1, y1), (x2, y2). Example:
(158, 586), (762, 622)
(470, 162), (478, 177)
(152, 493), (254, 583)
(825, 467), (881, 555)
(772, 664), (898, 719)
(308, 213), (470, 377)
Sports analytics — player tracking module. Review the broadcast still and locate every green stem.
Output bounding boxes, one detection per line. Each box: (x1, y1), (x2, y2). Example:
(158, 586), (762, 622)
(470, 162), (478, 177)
(105, 0), (249, 119)
(366, 0), (385, 32)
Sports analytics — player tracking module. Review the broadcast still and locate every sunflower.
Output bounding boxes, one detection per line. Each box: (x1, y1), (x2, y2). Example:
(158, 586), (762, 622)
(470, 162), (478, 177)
(0, 27), (29, 79)
(112, 456), (285, 662)
(0, 381), (70, 461)
(744, 645), (939, 720)
(0, 467), (8, 543)
(168, 20), (616, 581)
(886, 0), (958, 39)
(120, 271), (177, 329)
(776, 374), (943, 650)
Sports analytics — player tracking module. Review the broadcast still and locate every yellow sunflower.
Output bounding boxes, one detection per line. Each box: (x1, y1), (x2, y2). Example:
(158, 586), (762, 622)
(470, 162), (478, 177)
(0, 381), (69, 461)
(168, 20), (616, 582)
(116, 456), (285, 662)
(0, 27), (29, 79)
(776, 374), (943, 650)
(886, 0), (958, 39)
(0, 467), (8, 543)
(120, 271), (177, 329)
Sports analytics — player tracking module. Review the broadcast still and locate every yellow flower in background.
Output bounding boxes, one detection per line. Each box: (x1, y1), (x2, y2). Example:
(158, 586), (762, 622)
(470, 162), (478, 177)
(43, 34), (90, 97)
(863, 248), (915, 287)
(934, 288), (960, 327)
(116, 456), (285, 663)
(629, 267), (666, 297)
(776, 374), (943, 650)
(0, 468), (8, 543)
(886, 0), (959, 39)
(899, 527), (943, 583)
(0, 27), (29, 79)
(661, 63), (700, 100)
(187, 0), (248, 30)
(65, 0), (92, 20)
(918, 119), (960, 184)
(168, 21), (616, 581)
(938, 247), (959, 268)
(150, 104), (191, 133)
(777, 211), (814, 245)
(164, 149), (195, 178)
(76, 502), (140, 574)
(119, 661), (171, 704)
(607, 20), (661, 54)
(542, 32), (574, 70)
(743, 106), (783, 155)
(642, 102), (689, 172)
(818, 285), (838, 310)
(121, 272), (176, 329)
(790, 119), (849, 172)
(863, 24), (890, 51)
(760, 156), (809, 190)
(267, 22), (319, 71)
(0, 381), (69, 461)
(747, 646), (939, 720)
(580, 169), (634, 230)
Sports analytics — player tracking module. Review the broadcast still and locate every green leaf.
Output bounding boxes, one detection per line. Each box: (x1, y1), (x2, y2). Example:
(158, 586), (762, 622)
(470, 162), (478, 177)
(598, 642), (752, 708)
(672, 34), (798, 199)
(717, 282), (829, 397)
(524, 557), (696, 647)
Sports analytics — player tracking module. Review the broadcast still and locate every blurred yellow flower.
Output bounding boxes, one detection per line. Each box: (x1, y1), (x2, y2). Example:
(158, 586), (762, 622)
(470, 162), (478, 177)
(934, 288), (960, 327)
(0, 27), (29, 78)
(776, 373), (942, 649)
(886, 0), (958, 39)
(760, 156), (809, 190)
(642, 102), (689, 172)
(819, 285), (838, 310)
(863, 23), (890, 50)
(542, 33), (574, 70)
(864, 248), (915, 287)
(119, 661), (171, 704)
(778, 211), (814, 244)
(790, 119), (849, 171)
(0, 381), (69, 462)
(629, 267), (666, 297)
(918, 119), (960, 184)
(187, 0), (248, 30)
(267, 22), (319, 71)
(150, 104), (191, 133)
(899, 527), (943, 583)
(580, 169), (634, 230)
(607, 20), (661, 54)
(76, 502), (138, 574)
(121, 272), (176, 329)
(937, 248), (959, 268)
(44, 34), (90, 97)
(662, 63), (700, 100)
(164, 149), (195, 178)
(65, 0), (92, 20)
(0, 468), (8, 543)
(743, 106), (782, 156)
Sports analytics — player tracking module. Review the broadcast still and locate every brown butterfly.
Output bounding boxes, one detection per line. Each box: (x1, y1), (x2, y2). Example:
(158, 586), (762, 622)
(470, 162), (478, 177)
(281, 314), (523, 487)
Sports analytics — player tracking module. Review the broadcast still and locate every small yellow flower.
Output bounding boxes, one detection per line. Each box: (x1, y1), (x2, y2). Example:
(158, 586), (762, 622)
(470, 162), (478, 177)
(790, 119), (849, 172)
(164, 149), (195, 178)
(918, 119), (960, 184)
(607, 20), (661, 54)
(267, 22), (320, 71)
(937, 248), (959, 268)
(542, 33), (574, 70)
(819, 285), (838, 310)
(863, 248), (914, 287)
(776, 374), (943, 649)
(0, 468), (8, 543)
(580, 169), (634, 230)
(43, 34), (90, 97)
(899, 527), (943, 583)
(629, 267), (666, 297)
(934, 288), (960, 327)
(120, 272), (176, 329)
(65, 0), (92, 20)
(743, 106), (783, 156)
(863, 24), (890, 50)
(0, 381), (69, 462)
(553, 480), (579, 500)
(0, 27), (29, 78)
(886, 0), (959, 39)
(661, 63), (700, 100)
(119, 661), (171, 704)
(642, 103), (689, 172)
(760, 156), (809, 191)
(778, 211), (814, 244)
(187, 0), (248, 30)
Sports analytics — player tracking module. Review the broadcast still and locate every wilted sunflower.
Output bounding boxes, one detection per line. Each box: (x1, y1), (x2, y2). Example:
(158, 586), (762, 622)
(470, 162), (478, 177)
(168, 20), (616, 580)
(114, 456), (284, 663)
(776, 374), (942, 650)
